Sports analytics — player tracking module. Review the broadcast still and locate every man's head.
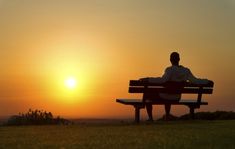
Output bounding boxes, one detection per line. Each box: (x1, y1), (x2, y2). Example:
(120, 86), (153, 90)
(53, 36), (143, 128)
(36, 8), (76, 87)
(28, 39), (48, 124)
(170, 52), (180, 65)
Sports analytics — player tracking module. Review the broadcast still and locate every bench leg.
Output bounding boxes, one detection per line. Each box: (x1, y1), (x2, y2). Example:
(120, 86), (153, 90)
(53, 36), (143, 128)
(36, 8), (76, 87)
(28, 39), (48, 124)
(189, 107), (195, 119)
(165, 104), (171, 121)
(134, 106), (140, 123)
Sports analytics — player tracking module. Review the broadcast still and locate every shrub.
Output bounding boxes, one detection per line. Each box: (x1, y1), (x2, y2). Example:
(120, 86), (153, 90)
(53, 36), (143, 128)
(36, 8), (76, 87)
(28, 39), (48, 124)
(179, 111), (235, 120)
(6, 109), (72, 126)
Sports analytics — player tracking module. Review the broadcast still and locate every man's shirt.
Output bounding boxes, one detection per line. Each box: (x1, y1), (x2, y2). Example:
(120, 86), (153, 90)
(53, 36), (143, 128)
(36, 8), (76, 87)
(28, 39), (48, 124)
(148, 65), (209, 100)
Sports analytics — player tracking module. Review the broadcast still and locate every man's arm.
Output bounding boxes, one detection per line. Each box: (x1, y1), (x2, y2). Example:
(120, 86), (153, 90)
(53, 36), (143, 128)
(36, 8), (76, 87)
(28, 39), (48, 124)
(187, 69), (209, 84)
(139, 68), (171, 83)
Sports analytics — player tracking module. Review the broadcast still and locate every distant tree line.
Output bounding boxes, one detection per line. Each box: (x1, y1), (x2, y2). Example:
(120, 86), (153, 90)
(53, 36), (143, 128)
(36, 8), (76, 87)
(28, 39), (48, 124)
(6, 109), (73, 126)
(179, 111), (235, 120)
(5, 110), (235, 125)
(158, 111), (235, 121)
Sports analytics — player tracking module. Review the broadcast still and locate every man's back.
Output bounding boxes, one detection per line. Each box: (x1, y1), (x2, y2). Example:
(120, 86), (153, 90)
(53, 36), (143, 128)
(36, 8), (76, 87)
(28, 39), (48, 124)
(166, 65), (190, 82)
(147, 65), (209, 100)
(149, 65), (208, 85)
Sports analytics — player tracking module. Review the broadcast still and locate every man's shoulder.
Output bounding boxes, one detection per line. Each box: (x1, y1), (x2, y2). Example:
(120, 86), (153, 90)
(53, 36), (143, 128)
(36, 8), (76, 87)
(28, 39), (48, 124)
(165, 66), (172, 69)
(166, 65), (191, 72)
(166, 65), (189, 69)
(179, 65), (191, 72)
(179, 65), (189, 70)
(165, 66), (173, 72)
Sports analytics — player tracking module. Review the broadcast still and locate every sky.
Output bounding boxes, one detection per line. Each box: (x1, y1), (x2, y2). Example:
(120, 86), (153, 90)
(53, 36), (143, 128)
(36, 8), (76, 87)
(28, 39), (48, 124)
(0, 0), (235, 119)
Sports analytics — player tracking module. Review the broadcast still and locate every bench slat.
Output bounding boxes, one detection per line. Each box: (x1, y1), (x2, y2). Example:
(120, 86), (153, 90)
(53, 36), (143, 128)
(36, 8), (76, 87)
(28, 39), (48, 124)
(116, 99), (208, 105)
(129, 87), (213, 94)
(116, 99), (143, 105)
(129, 80), (214, 87)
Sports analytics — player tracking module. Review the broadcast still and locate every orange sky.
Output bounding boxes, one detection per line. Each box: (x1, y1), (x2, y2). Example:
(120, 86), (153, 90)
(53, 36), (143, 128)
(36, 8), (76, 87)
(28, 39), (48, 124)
(0, 0), (235, 118)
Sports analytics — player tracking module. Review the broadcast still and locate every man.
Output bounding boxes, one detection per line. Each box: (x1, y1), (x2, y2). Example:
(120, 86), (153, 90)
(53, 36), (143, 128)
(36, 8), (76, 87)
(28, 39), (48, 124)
(140, 52), (211, 121)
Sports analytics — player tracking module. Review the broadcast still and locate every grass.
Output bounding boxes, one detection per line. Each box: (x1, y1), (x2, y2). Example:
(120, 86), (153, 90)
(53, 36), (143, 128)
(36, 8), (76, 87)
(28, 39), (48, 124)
(0, 120), (235, 149)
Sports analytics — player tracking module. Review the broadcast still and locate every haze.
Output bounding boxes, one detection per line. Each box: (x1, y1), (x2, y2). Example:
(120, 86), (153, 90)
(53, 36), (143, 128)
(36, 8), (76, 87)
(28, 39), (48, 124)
(0, 0), (235, 118)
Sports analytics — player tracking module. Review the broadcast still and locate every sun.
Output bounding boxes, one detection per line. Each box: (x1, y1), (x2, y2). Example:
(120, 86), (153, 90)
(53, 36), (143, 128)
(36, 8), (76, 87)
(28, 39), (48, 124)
(65, 77), (77, 89)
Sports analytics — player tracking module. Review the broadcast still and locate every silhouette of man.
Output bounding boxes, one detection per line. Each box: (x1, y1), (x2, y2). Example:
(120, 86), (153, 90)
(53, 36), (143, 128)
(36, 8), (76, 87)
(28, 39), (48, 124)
(140, 52), (211, 121)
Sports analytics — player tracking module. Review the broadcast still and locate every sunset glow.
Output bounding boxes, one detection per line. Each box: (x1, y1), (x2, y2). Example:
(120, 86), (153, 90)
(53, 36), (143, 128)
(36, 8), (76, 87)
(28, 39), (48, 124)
(0, 0), (235, 118)
(65, 77), (77, 89)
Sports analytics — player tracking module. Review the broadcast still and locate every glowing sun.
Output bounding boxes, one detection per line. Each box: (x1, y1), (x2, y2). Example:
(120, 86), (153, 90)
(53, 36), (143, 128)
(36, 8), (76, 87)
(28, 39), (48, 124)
(65, 77), (77, 89)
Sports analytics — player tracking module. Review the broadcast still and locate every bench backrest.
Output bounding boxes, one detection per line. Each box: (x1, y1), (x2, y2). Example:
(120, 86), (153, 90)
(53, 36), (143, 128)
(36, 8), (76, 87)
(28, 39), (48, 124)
(129, 80), (214, 103)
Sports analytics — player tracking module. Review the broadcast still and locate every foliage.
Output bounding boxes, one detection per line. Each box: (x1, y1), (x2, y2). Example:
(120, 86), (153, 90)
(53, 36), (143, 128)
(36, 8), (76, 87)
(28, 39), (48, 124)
(157, 111), (235, 121)
(6, 109), (72, 126)
(179, 111), (235, 120)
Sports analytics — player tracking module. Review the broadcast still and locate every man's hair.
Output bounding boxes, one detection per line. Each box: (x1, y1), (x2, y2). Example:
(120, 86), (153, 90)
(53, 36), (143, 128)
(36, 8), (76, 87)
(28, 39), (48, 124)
(170, 52), (180, 64)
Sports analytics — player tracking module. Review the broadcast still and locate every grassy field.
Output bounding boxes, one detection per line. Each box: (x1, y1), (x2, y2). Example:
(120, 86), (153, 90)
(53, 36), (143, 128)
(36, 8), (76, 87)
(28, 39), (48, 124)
(0, 120), (235, 149)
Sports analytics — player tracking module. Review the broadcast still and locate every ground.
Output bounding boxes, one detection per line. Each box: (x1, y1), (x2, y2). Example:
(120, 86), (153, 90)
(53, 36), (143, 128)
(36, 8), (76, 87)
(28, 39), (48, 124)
(0, 120), (235, 149)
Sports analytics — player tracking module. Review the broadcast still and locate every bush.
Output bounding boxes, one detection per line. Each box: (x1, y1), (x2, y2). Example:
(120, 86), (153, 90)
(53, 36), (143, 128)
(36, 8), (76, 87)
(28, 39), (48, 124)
(179, 111), (235, 120)
(6, 109), (73, 126)
(156, 111), (235, 121)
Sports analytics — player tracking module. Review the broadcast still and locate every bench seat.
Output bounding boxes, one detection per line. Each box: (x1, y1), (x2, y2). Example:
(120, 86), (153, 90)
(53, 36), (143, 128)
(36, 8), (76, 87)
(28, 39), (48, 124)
(116, 99), (208, 105)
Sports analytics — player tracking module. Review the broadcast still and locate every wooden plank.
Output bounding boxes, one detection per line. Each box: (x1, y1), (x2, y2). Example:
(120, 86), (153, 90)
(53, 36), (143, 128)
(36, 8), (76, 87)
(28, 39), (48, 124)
(129, 87), (213, 94)
(179, 100), (208, 105)
(116, 99), (143, 105)
(116, 99), (208, 105)
(129, 80), (214, 87)
(149, 100), (208, 105)
(130, 80), (182, 86)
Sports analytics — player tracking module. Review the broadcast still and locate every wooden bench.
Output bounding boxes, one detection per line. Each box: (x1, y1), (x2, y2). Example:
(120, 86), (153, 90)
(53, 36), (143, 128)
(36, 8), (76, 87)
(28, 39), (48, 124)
(116, 80), (214, 122)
